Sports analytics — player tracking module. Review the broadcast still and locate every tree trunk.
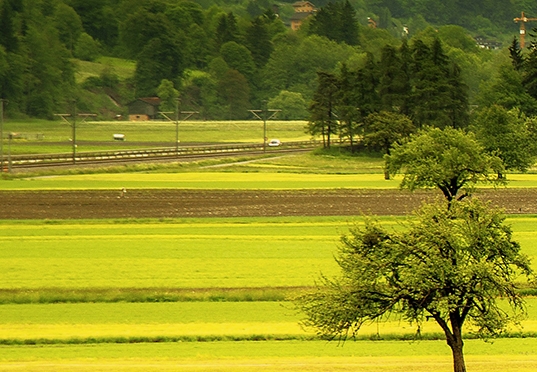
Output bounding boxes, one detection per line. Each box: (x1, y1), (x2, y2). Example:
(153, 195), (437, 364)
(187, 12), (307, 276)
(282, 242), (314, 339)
(450, 340), (466, 372)
(326, 125), (331, 148)
(447, 330), (466, 372)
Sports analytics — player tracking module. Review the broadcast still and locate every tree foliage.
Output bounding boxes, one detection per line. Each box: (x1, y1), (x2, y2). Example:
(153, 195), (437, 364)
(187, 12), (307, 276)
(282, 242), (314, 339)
(297, 199), (533, 372)
(307, 72), (339, 148)
(410, 38), (469, 128)
(378, 43), (411, 114)
(217, 69), (251, 119)
(0, 0), (533, 121)
(309, 0), (359, 46)
(471, 105), (536, 175)
(363, 111), (414, 156)
(157, 79), (179, 113)
(267, 90), (307, 120)
(385, 127), (504, 203)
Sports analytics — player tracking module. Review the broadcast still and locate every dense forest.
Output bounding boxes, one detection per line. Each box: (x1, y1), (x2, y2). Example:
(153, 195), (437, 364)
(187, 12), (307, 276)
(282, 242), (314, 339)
(1, 0), (537, 126)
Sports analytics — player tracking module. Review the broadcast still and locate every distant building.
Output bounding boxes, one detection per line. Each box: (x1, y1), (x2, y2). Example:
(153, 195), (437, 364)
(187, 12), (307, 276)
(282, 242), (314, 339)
(475, 37), (502, 50)
(290, 1), (316, 31)
(127, 97), (161, 121)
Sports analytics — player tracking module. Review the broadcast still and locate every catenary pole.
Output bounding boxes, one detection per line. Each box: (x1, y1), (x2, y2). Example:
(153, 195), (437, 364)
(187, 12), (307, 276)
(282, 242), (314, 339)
(249, 101), (281, 152)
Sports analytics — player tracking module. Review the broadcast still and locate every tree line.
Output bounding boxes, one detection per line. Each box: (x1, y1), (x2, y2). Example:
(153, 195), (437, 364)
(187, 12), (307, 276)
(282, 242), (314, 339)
(0, 0), (535, 120)
(308, 33), (537, 178)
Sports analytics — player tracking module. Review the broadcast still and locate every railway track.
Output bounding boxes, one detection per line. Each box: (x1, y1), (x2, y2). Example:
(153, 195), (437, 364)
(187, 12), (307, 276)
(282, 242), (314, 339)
(2, 141), (322, 171)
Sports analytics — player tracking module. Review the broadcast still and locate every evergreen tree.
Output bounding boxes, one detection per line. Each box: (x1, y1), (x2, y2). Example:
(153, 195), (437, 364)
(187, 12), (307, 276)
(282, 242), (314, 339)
(336, 64), (361, 150)
(309, 1), (359, 46)
(378, 44), (411, 114)
(508, 36), (524, 71)
(339, 1), (359, 46)
(0, 0), (19, 52)
(307, 72), (339, 148)
(245, 16), (272, 68)
(410, 38), (468, 128)
(355, 53), (381, 119)
(522, 34), (537, 100)
(215, 12), (240, 51)
(445, 62), (469, 128)
(412, 39), (451, 127)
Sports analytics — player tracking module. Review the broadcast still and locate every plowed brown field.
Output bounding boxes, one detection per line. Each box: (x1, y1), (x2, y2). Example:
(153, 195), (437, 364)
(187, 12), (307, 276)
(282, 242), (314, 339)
(1, 188), (536, 219)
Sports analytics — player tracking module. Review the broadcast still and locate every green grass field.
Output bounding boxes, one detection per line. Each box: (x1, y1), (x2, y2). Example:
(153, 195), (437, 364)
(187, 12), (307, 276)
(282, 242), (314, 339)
(1, 119), (311, 155)
(3, 172), (537, 190)
(1, 340), (537, 371)
(75, 56), (136, 83)
(1, 214), (536, 370)
(0, 217), (364, 290)
(1, 216), (535, 291)
(1, 153), (537, 370)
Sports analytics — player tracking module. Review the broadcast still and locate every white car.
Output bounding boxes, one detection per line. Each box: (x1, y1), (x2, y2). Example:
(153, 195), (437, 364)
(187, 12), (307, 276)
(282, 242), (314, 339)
(268, 139), (281, 147)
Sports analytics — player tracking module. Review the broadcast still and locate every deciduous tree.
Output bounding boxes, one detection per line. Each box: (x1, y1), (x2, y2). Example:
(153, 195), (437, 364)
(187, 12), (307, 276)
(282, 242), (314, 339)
(363, 111), (414, 178)
(217, 69), (250, 119)
(157, 79), (179, 113)
(220, 41), (256, 82)
(267, 90), (307, 120)
(385, 127), (504, 203)
(472, 105), (536, 176)
(297, 198), (533, 372)
(477, 63), (537, 116)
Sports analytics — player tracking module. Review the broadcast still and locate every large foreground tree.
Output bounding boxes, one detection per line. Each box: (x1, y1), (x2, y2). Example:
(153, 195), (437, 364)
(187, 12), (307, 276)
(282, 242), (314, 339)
(297, 199), (533, 372)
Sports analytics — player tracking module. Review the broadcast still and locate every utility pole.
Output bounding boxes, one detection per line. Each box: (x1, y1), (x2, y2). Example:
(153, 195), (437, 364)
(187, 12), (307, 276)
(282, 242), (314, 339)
(55, 103), (96, 164)
(0, 99), (5, 173)
(7, 132), (12, 173)
(159, 100), (197, 155)
(249, 101), (281, 152)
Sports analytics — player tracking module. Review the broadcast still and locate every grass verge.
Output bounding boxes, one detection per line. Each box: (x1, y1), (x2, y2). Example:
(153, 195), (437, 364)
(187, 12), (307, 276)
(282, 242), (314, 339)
(0, 287), (306, 304)
(1, 331), (537, 346)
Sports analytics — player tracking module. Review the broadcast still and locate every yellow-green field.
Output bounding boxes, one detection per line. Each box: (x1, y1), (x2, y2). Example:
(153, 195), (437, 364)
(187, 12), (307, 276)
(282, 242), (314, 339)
(4, 172), (537, 190)
(1, 340), (537, 371)
(1, 214), (536, 371)
(1, 163), (537, 371)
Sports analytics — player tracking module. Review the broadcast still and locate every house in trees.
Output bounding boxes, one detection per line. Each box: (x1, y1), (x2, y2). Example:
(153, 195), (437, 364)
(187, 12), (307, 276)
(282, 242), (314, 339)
(127, 97), (161, 121)
(290, 1), (316, 31)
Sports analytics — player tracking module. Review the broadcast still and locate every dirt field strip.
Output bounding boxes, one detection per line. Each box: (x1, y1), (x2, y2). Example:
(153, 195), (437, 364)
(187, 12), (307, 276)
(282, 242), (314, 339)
(1, 188), (537, 219)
